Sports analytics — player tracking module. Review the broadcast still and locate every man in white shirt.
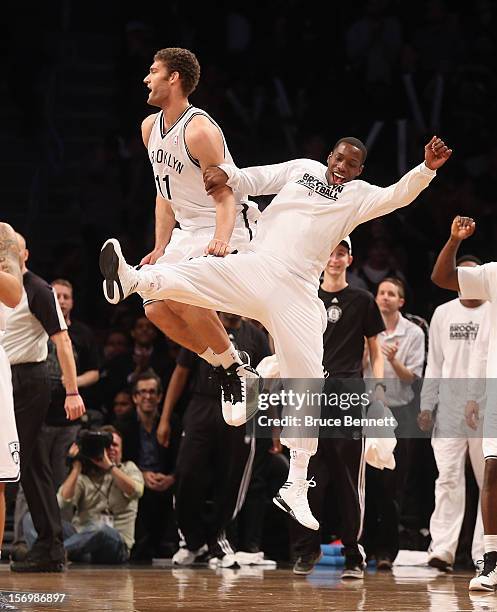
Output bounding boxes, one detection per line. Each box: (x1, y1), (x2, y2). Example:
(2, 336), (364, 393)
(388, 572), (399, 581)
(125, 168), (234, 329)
(100, 136), (452, 530)
(431, 215), (497, 590)
(419, 255), (488, 572)
(363, 277), (425, 569)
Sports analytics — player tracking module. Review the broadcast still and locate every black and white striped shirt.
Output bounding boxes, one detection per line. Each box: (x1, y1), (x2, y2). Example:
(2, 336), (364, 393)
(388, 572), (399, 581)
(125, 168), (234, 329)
(1, 270), (67, 365)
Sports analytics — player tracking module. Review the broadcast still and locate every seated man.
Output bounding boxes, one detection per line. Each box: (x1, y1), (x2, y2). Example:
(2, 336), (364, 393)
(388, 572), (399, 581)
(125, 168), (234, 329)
(23, 426), (144, 564)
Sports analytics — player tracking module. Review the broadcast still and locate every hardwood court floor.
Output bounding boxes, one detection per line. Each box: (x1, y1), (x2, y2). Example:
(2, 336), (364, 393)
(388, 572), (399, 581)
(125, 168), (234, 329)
(1, 563), (496, 611)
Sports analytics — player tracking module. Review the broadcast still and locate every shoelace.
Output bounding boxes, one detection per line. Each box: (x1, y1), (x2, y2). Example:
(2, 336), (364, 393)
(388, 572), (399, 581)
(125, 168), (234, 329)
(294, 478), (317, 508)
(475, 556), (497, 577)
(216, 366), (246, 404)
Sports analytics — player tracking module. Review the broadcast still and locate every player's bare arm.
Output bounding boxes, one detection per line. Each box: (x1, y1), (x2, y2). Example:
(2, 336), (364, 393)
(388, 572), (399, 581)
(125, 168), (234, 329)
(0, 221), (22, 307)
(431, 216), (475, 290)
(186, 115), (236, 257)
(140, 114), (177, 265)
(141, 113), (159, 148)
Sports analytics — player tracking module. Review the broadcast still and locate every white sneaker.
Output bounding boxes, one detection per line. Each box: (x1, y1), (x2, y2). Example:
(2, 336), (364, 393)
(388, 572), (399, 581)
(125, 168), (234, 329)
(470, 552), (497, 591)
(218, 362), (261, 426)
(100, 239), (140, 304)
(172, 544), (207, 566)
(208, 553), (239, 569)
(273, 478), (319, 530)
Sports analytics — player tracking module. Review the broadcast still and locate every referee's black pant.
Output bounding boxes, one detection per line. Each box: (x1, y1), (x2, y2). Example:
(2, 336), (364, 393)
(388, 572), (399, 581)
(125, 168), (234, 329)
(290, 436), (366, 563)
(11, 362), (64, 561)
(174, 394), (255, 555)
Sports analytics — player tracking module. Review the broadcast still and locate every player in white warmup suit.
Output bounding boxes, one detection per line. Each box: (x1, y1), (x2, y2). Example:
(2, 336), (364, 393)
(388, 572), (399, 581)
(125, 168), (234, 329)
(431, 216), (497, 591)
(0, 222), (22, 557)
(101, 136), (452, 529)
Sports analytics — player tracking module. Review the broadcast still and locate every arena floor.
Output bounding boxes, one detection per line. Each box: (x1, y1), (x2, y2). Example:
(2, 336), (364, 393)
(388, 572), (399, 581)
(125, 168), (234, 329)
(0, 562), (495, 611)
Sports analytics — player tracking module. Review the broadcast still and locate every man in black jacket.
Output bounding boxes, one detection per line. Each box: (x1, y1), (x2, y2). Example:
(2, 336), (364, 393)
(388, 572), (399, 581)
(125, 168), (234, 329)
(121, 369), (177, 560)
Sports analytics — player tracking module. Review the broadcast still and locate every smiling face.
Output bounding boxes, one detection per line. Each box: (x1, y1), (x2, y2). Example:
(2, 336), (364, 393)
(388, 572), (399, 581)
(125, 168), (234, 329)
(326, 142), (364, 185)
(324, 244), (352, 278)
(133, 377), (161, 415)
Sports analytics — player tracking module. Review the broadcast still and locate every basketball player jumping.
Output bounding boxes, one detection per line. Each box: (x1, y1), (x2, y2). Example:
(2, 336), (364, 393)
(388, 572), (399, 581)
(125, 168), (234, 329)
(100, 136), (452, 529)
(0, 222), (22, 555)
(139, 47), (260, 410)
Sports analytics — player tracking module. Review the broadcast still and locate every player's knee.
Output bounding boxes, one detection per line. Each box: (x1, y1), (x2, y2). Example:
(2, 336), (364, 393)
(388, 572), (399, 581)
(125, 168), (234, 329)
(166, 300), (190, 318)
(145, 301), (174, 328)
(484, 458), (497, 484)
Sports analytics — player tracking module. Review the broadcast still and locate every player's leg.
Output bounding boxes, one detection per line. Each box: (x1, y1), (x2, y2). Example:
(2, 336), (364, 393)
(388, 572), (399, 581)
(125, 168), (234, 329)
(143, 224), (256, 365)
(145, 300), (230, 359)
(469, 406), (497, 590)
(267, 291), (326, 530)
(468, 435), (485, 565)
(428, 436), (467, 571)
(100, 240), (268, 419)
(0, 483), (5, 557)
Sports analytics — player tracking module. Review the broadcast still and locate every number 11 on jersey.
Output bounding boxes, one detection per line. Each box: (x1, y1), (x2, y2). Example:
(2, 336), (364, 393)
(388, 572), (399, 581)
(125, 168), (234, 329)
(155, 174), (172, 200)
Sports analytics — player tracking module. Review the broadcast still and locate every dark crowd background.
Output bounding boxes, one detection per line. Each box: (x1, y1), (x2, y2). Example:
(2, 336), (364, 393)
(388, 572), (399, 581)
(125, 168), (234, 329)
(1, 0), (496, 333)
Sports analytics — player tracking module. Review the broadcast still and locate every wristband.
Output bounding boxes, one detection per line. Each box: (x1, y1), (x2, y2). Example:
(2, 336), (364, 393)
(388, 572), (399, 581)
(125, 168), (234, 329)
(66, 392), (80, 397)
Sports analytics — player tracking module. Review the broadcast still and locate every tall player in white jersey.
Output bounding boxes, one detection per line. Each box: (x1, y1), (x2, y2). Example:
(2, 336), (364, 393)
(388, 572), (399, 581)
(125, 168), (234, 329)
(0, 222), (22, 556)
(136, 48), (260, 403)
(100, 135), (452, 529)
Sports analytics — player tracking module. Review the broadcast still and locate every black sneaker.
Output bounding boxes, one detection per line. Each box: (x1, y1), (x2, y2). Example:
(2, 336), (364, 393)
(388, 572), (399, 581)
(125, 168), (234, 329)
(470, 552), (497, 591)
(293, 550), (323, 575)
(341, 557), (365, 579)
(10, 542), (28, 562)
(217, 361), (261, 427)
(10, 555), (65, 573)
(428, 556), (453, 573)
(376, 556), (393, 571)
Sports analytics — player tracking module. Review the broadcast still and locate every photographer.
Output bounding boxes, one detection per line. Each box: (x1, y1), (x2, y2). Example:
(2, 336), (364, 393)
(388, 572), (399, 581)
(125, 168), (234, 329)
(23, 426), (144, 564)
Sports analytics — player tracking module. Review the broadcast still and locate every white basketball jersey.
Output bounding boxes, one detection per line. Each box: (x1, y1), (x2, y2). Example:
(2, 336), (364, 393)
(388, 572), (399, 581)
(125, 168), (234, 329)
(147, 106), (259, 231)
(0, 302), (11, 336)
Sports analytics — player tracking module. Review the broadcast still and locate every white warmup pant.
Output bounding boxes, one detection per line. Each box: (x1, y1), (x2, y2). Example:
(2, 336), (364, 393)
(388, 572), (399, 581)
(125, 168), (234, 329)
(143, 225), (255, 306)
(429, 435), (484, 564)
(0, 347), (20, 482)
(140, 251), (327, 455)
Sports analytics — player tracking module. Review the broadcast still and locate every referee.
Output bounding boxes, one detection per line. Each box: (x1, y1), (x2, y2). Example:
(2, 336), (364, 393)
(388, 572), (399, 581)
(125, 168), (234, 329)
(290, 237), (385, 579)
(1, 233), (85, 572)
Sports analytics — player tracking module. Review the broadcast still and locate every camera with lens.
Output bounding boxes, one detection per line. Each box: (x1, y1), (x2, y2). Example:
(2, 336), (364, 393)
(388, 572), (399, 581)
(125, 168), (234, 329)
(67, 429), (113, 472)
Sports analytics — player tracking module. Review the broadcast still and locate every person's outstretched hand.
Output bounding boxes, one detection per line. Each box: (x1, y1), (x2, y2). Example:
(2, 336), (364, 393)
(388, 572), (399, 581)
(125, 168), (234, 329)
(424, 136), (452, 170)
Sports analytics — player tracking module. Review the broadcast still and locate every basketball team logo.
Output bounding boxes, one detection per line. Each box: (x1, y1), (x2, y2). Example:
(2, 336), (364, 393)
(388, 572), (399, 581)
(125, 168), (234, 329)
(327, 304), (342, 323)
(9, 441), (20, 465)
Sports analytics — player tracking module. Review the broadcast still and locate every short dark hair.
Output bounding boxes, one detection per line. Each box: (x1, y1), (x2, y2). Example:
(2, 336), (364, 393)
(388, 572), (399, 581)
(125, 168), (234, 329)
(379, 276), (405, 299)
(154, 47), (200, 97)
(333, 137), (367, 163)
(132, 368), (163, 395)
(100, 424), (122, 441)
(456, 254), (482, 266)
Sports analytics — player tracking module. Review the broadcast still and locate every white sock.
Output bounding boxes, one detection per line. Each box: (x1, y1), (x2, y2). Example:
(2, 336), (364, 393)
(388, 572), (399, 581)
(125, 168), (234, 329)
(484, 535), (497, 553)
(217, 343), (242, 369)
(288, 449), (310, 482)
(198, 347), (222, 367)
